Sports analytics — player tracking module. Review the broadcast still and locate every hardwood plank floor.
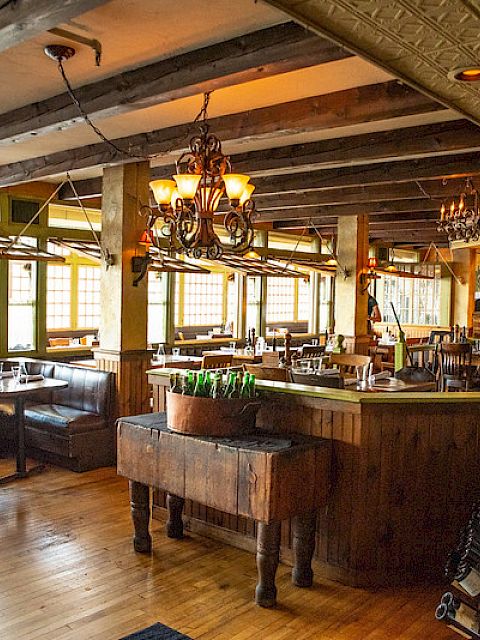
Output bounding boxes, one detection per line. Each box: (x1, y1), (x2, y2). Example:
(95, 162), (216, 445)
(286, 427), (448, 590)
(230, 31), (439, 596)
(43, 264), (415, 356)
(0, 458), (455, 640)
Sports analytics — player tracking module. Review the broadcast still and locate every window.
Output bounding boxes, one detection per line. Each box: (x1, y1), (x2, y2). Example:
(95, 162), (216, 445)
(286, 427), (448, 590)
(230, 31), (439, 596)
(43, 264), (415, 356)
(297, 278), (310, 321)
(148, 272), (167, 344)
(266, 278), (296, 323)
(178, 273), (225, 326)
(8, 260), (37, 351)
(11, 199), (40, 225)
(319, 275), (333, 331)
(381, 265), (441, 326)
(47, 265), (71, 329)
(77, 266), (101, 328)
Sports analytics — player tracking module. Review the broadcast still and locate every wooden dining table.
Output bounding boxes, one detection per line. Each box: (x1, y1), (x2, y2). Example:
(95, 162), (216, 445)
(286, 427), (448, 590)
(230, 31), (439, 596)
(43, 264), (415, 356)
(0, 376), (68, 484)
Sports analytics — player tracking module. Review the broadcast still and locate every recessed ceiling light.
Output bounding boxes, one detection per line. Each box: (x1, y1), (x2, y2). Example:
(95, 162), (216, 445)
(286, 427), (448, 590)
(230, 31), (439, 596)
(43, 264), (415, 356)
(449, 67), (480, 82)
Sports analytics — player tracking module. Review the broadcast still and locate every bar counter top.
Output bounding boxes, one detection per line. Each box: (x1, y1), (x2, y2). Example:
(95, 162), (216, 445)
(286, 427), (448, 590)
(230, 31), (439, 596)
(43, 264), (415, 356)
(147, 367), (480, 403)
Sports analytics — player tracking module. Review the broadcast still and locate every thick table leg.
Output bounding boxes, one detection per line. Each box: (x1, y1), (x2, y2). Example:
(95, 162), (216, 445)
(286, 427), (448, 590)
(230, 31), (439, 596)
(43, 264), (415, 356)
(255, 521), (281, 608)
(15, 396), (26, 474)
(0, 396), (44, 485)
(292, 511), (317, 587)
(129, 481), (152, 553)
(166, 493), (184, 539)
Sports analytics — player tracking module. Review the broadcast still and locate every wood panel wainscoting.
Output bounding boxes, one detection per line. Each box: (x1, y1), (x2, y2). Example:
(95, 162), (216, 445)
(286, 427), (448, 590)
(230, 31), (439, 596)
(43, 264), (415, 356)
(95, 349), (151, 418)
(148, 370), (480, 588)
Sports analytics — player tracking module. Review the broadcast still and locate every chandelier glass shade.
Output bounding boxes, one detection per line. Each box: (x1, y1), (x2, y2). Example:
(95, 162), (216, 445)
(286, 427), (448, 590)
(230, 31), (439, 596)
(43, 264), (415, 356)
(437, 178), (480, 242)
(149, 123), (256, 259)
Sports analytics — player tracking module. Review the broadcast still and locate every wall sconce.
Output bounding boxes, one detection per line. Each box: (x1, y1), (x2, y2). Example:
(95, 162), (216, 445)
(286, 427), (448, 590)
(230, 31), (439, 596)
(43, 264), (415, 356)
(360, 256), (380, 292)
(131, 227), (155, 287)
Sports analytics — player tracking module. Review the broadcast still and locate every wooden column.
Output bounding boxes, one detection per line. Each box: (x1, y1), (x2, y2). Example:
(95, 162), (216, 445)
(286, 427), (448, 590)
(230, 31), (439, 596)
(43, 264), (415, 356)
(452, 247), (475, 329)
(256, 230), (268, 339)
(308, 237), (321, 336)
(334, 215), (370, 354)
(234, 273), (247, 340)
(94, 162), (151, 417)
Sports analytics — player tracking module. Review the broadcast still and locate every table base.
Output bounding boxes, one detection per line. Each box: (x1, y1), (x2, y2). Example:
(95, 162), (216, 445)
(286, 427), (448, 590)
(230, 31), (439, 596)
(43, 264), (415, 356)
(0, 462), (45, 485)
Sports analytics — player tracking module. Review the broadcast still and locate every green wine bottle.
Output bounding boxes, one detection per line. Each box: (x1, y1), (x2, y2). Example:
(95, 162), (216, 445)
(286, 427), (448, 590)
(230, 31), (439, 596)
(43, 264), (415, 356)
(248, 373), (256, 399)
(224, 372), (236, 398)
(181, 373), (190, 396)
(205, 371), (212, 396)
(172, 372), (182, 394)
(240, 372), (250, 398)
(187, 370), (195, 395)
(193, 372), (207, 397)
(211, 373), (222, 399)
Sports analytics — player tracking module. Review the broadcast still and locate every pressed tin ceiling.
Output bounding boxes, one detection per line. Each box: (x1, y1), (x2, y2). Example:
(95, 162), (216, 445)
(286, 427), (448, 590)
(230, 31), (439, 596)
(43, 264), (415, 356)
(262, 0), (480, 125)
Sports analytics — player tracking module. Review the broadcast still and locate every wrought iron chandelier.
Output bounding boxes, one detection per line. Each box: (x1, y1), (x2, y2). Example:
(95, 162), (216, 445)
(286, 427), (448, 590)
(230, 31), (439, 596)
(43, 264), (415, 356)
(149, 94), (256, 259)
(437, 178), (480, 242)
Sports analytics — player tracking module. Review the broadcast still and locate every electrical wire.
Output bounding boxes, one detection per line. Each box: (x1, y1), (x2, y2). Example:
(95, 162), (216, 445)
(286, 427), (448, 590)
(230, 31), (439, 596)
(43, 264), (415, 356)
(57, 59), (150, 161)
(0, 0), (17, 11)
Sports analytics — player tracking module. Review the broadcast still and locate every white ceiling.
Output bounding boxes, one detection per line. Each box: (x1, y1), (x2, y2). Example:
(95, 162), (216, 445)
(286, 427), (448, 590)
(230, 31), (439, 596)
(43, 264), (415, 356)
(0, 0), (460, 187)
(0, 0), (284, 113)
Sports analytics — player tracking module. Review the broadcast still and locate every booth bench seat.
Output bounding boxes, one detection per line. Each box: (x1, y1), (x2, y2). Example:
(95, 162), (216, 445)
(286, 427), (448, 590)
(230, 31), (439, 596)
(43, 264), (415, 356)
(0, 360), (116, 472)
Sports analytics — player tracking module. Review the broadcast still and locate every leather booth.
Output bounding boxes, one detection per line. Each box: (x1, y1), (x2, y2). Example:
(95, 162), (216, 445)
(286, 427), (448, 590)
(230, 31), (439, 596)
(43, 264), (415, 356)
(0, 360), (116, 472)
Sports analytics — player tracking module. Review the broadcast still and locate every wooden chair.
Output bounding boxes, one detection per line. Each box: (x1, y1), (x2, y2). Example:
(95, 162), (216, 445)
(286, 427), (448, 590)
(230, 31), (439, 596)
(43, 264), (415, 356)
(298, 345), (325, 359)
(438, 342), (474, 391)
(428, 330), (452, 344)
(290, 370), (344, 389)
(329, 353), (371, 375)
(201, 353), (233, 370)
(244, 364), (290, 382)
(261, 351), (280, 366)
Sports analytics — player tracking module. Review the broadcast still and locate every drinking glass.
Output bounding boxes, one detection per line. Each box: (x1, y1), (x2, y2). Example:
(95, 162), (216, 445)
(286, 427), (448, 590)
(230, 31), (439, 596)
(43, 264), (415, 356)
(0, 362), (3, 378)
(172, 347), (181, 357)
(311, 338), (319, 346)
(12, 365), (21, 384)
(154, 344), (166, 365)
(229, 341), (236, 352)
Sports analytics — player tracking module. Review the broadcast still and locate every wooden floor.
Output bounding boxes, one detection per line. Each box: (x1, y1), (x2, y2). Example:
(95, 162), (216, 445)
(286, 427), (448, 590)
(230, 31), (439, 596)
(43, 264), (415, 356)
(0, 458), (456, 640)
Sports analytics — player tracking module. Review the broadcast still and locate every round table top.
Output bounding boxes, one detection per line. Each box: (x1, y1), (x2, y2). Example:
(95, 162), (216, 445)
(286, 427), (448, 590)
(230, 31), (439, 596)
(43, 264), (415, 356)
(0, 377), (68, 398)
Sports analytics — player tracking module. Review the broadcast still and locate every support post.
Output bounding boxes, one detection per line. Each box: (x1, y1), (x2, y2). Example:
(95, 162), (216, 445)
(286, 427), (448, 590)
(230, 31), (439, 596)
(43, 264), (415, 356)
(334, 215), (370, 354)
(94, 162), (151, 417)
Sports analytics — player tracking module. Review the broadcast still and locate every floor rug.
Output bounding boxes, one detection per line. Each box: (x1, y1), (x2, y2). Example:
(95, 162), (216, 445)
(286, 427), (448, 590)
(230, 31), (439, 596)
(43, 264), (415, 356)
(120, 622), (193, 640)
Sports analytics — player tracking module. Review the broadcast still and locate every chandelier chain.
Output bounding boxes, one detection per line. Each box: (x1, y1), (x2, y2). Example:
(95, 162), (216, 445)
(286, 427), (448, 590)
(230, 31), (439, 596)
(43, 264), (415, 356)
(57, 59), (151, 161)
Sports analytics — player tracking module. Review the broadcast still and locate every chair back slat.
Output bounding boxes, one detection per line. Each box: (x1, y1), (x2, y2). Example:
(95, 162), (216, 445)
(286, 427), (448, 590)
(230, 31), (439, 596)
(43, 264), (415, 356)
(329, 353), (371, 375)
(299, 345), (325, 358)
(201, 354), (233, 370)
(244, 364), (289, 382)
(439, 342), (473, 391)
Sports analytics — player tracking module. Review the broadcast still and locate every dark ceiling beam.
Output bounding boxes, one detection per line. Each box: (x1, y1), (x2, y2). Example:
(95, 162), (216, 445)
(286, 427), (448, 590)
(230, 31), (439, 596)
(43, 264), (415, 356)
(0, 23), (352, 146)
(0, 81), (444, 187)
(153, 120), (480, 180)
(272, 211), (440, 230)
(0, 0), (109, 54)
(61, 174), (470, 206)
(257, 198), (440, 222)
(252, 181), (462, 209)
(253, 152), (480, 195)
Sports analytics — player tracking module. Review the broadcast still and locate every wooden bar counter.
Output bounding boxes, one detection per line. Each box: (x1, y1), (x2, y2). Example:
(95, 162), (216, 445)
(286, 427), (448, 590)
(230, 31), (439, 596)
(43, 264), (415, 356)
(147, 369), (480, 588)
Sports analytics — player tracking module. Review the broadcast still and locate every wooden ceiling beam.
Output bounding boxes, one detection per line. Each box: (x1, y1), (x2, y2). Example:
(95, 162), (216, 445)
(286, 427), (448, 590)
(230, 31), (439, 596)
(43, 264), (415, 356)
(272, 212), (440, 230)
(153, 119), (480, 180)
(0, 0), (109, 54)
(0, 81), (444, 187)
(257, 198), (440, 222)
(0, 22), (351, 146)
(253, 152), (480, 195)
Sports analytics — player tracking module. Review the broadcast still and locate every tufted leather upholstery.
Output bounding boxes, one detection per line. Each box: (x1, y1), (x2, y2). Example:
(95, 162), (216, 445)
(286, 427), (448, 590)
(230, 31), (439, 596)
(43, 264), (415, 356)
(2, 359), (116, 471)
(25, 404), (105, 434)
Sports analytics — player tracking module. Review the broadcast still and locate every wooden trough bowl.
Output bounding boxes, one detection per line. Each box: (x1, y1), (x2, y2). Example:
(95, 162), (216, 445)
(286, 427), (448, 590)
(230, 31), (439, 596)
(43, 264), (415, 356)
(166, 390), (260, 437)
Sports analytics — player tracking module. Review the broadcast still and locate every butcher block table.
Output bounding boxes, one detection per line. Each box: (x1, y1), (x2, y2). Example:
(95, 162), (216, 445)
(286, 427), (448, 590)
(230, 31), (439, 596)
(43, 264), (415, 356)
(117, 412), (331, 607)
